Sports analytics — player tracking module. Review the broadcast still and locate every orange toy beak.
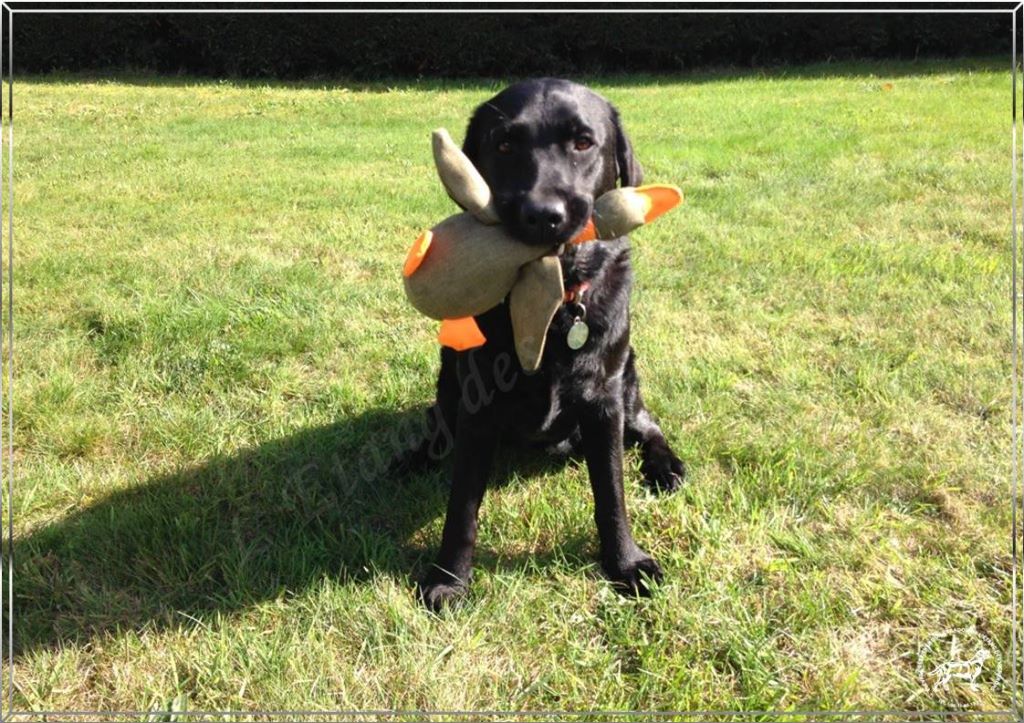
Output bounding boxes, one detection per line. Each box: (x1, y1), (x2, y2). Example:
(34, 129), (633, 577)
(570, 184), (682, 244)
(403, 229), (433, 278)
(636, 184), (683, 222)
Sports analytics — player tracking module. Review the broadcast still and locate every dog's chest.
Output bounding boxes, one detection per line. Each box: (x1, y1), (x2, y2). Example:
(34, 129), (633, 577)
(513, 370), (579, 442)
(510, 312), (606, 439)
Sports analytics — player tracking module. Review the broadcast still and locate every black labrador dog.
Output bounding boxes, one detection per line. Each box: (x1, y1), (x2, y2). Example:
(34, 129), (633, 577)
(396, 78), (685, 611)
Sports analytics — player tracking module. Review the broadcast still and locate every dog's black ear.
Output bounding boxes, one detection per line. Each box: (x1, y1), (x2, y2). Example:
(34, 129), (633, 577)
(611, 107), (644, 187)
(461, 104), (488, 171)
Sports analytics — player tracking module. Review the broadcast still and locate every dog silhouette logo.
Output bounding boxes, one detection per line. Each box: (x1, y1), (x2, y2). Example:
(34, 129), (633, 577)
(917, 627), (1002, 697)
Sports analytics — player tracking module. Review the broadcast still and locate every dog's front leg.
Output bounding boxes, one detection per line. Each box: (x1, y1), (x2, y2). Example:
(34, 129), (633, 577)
(579, 386), (663, 596)
(418, 381), (498, 612)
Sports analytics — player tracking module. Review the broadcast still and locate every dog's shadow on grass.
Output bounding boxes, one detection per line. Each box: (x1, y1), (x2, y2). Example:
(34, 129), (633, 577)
(6, 408), (592, 658)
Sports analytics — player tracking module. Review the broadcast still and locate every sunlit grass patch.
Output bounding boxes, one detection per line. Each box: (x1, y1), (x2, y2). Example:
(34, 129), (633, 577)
(2, 58), (1013, 713)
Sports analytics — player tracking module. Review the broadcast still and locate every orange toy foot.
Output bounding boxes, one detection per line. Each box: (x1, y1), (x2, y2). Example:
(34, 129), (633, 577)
(437, 316), (486, 351)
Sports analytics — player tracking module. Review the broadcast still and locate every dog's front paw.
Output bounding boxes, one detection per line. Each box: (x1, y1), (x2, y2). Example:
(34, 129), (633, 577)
(604, 549), (663, 597)
(417, 569), (469, 612)
(640, 449), (686, 494)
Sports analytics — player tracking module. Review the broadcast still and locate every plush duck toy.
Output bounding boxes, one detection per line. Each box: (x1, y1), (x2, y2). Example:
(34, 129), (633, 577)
(403, 128), (682, 372)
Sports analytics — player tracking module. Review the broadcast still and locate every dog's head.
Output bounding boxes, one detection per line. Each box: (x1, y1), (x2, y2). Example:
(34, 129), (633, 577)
(461, 78), (643, 247)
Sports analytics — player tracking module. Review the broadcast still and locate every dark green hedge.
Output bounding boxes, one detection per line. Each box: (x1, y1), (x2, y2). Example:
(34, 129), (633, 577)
(12, 13), (1009, 78)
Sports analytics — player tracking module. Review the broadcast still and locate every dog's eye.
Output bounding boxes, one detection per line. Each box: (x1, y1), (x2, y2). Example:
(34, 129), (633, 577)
(574, 137), (594, 152)
(497, 140), (512, 154)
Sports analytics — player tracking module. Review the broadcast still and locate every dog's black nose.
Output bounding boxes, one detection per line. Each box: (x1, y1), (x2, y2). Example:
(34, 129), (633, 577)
(521, 198), (567, 238)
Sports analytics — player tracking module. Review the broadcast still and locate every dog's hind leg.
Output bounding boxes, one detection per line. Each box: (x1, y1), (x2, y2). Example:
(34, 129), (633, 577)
(622, 348), (685, 494)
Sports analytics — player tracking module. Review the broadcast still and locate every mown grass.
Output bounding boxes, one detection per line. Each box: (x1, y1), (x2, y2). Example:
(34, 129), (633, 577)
(0, 58), (1016, 716)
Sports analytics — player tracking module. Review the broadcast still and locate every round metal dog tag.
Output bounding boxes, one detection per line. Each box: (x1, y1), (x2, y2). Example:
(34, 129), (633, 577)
(567, 319), (589, 350)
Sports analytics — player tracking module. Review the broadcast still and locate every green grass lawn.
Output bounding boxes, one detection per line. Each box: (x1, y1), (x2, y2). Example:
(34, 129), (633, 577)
(1, 59), (1016, 715)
